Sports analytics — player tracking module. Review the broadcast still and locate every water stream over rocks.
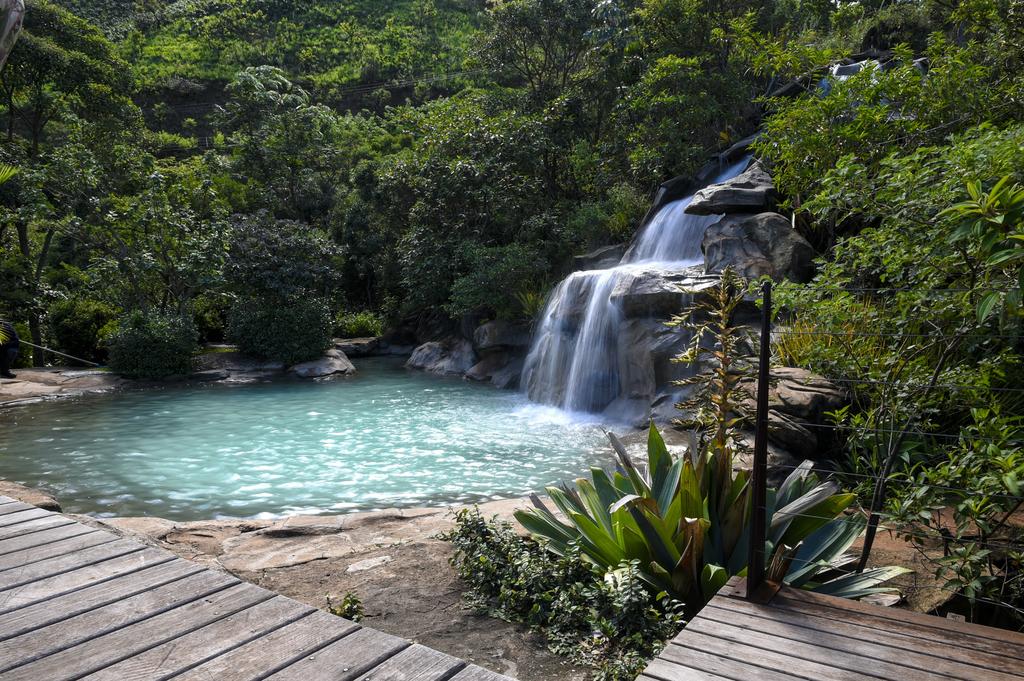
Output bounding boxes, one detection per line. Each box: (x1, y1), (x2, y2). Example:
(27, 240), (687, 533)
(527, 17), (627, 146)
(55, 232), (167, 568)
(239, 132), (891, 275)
(522, 157), (750, 417)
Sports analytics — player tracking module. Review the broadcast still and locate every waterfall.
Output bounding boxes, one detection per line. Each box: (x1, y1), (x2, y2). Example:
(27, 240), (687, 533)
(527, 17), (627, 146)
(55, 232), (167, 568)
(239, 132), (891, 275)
(522, 156), (750, 415)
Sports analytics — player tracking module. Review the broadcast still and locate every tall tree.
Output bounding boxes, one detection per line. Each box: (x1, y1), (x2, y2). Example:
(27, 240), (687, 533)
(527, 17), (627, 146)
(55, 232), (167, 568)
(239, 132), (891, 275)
(0, 0), (130, 155)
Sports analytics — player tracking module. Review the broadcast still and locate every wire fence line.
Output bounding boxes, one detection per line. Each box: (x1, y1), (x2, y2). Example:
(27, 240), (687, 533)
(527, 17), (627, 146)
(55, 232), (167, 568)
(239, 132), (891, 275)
(758, 507), (1024, 553)
(789, 420), (1024, 445)
(773, 329), (1023, 340)
(779, 551), (1024, 617)
(755, 462), (1024, 504)
(783, 375), (1024, 394)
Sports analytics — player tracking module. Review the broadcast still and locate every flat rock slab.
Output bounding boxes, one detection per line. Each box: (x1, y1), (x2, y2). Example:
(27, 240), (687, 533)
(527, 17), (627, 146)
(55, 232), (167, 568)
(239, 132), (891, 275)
(0, 368), (125, 407)
(0, 481), (61, 512)
(686, 161), (777, 215)
(334, 337), (382, 357)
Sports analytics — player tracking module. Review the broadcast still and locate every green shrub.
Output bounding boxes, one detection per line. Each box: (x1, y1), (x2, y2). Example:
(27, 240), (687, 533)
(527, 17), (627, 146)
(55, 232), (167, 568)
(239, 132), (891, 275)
(227, 296), (332, 365)
(333, 310), (384, 338)
(446, 242), (549, 319)
(441, 508), (684, 681)
(888, 408), (1024, 626)
(192, 293), (231, 343)
(106, 311), (198, 379)
(326, 592), (364, 622)
(564, 183), (648, 250)
(48, 298), (117, 365)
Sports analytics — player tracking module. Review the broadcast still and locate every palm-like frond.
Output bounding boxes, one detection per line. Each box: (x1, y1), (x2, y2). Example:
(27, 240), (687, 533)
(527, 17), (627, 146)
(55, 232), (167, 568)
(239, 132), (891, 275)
(0, 163), (17, 185)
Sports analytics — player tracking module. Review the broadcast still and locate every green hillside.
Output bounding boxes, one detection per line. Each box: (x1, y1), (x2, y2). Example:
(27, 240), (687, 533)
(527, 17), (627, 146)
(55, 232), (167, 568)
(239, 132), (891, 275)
(58, 0), (486, 109)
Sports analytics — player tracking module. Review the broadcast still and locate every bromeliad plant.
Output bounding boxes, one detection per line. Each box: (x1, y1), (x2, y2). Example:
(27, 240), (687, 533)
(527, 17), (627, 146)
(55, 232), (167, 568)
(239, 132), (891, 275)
(516, 424), (908, 613)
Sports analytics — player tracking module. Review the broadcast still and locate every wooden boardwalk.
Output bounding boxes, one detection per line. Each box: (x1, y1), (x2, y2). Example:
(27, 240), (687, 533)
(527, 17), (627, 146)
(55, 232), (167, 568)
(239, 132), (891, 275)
(0, 495), (513, 681)
(641, 577), (1024, 680)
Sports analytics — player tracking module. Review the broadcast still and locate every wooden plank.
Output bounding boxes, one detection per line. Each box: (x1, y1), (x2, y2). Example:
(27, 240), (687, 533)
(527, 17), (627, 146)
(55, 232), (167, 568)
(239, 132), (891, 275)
(82, 595), (314, 681)
(0, 502), (34, 517)
(707, 596), (1019, 675)
(1, 581), (271, 681)
(0, 515), (76, 542)
(0, 558), (203, 640)
(769, 586), (1024, 648)
(0, 522), (98, 556)
(639, 657), (735, 681)
(697, 602), (1017, 681)
(673, 627), (927, 681)
(448, 666), (518, 681)
(0, 568), (239, 673)
(266, 626), (410, 681)
(0, 534), (127, 582)
(768, 591), (1024, 662)
(0, 547), (174, 614)
(0, 529), (114, 571)
(172, 609), (359, 681)
(657, 641), (802, 681)
(352, 643), (465, 681)
(686, 616), (959, 681)
(0, 507), (52, 527)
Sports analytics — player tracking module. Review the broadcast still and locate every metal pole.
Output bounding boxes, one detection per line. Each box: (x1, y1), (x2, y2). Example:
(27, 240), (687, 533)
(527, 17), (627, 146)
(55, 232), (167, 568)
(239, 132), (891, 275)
(747, 279), (772, 597)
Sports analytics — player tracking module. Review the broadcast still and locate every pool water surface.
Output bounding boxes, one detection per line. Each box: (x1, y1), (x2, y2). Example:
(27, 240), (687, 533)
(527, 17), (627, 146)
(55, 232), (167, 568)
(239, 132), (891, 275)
(0, 358), (610, 520)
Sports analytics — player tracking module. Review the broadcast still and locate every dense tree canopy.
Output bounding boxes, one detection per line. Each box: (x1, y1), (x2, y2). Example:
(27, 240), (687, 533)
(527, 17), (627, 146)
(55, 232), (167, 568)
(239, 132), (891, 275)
(0, 0), (1021, 367)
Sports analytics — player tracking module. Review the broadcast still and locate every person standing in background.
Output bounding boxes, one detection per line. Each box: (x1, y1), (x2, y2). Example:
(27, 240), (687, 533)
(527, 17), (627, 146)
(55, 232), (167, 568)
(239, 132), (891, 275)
(0, 320), (19, 378)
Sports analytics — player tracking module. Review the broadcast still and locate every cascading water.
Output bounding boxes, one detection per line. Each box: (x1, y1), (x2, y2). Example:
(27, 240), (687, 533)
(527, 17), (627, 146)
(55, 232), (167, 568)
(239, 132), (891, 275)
(522, 156), (751, 415)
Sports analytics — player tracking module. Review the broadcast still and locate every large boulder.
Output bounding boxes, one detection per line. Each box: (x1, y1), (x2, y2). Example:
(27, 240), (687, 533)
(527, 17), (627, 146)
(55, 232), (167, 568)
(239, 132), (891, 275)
(473, 321), (531, 354)
(466, 352), (511, 382)
(616, 322), (657, 400)
(290, 348), (356, 379)
(406, 337), (477, 376)
(702, 212), (815, 283)
(737, 367), (849, 461)
(334, 337), (380, 357)
(755, 366), (848, 423)
(686, 162), (778, 216)
(491, 357), (524, 390)
(767, 409), (819, 459)
(573, 243), (627, 271)
(609, 266), (718, 319)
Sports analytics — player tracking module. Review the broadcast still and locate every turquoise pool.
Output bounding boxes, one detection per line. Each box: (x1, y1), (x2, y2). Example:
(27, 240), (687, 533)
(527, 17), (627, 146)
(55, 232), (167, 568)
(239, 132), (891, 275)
(0, 358), (610, 520)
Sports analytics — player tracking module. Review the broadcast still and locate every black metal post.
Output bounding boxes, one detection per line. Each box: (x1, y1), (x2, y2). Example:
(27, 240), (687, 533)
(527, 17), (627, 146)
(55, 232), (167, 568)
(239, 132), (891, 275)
(747, 279), (772, 598)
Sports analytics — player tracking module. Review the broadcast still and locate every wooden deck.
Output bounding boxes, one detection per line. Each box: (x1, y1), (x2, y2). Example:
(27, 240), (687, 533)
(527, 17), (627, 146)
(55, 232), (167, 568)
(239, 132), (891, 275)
(640, 577), (1024, 681)
(0, 495), (513, 681)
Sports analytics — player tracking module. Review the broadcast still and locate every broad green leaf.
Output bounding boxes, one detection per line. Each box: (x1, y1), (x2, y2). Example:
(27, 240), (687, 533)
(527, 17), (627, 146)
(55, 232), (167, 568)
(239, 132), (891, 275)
(976, 291), (1001, 324)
